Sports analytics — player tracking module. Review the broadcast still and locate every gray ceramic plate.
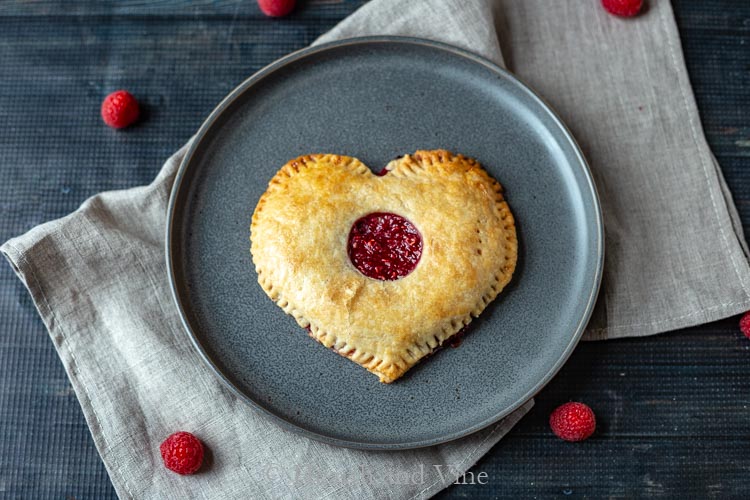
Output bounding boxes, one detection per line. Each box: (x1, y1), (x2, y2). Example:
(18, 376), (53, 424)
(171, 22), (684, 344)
(167, 37), (603, 449)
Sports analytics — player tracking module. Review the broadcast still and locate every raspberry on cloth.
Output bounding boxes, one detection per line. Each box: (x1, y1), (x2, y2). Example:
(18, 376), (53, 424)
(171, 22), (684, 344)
(160, 432), (205, 475)
(601, 0), (644, 17)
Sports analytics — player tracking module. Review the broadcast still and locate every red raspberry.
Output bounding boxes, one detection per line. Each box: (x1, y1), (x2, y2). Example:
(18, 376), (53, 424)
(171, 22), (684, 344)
(101, 90), (140, 129)
(257, 0), (295, 17)
(549, 402), (596, 442)
(740, 311), (750, 339)
(160, 431), (204, 475)
(601, 0), (643, 17)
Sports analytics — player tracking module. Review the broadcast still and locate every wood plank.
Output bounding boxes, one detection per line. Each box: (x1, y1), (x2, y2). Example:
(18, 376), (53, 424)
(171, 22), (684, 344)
(0, 0), (368, 17)
(436, 437), (750, 498)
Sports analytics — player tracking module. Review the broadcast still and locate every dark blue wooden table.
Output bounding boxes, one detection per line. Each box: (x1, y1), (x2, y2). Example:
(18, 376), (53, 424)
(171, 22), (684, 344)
(1, 1), (749, 498)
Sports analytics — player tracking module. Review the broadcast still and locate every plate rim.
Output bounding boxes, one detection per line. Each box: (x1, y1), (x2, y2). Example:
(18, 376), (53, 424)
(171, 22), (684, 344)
(165, 35), (605, 450)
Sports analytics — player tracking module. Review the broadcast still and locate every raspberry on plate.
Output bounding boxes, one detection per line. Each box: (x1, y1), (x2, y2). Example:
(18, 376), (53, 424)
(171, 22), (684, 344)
(160, 431), (204, 475)
(257, 0), (295, 18)
(550, 402), (596, 442)
(601, 0), (643, 17)
(101, 90), (140, 129)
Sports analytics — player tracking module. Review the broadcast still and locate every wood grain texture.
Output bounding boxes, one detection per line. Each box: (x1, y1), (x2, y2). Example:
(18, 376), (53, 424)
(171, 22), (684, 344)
(0, 0), (748, 498)
(0, 0), (362, 17)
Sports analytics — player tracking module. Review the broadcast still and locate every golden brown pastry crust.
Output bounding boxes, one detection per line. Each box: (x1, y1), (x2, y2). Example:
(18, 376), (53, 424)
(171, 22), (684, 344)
(250, 150), (517, 383)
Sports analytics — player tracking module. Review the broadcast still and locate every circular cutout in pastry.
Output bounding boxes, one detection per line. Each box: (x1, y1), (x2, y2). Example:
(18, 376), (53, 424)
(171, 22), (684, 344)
(347, 212), (423, 281)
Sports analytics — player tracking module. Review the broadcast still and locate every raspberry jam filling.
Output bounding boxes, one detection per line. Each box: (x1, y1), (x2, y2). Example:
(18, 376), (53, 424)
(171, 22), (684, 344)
(347, 212), (423, 280)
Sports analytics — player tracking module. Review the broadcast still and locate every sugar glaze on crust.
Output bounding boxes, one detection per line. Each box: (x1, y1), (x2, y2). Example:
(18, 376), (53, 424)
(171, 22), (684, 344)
(250, 150), (517, 383)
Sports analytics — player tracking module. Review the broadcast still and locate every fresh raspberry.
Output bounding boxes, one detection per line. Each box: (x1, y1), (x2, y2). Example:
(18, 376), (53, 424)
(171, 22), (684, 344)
(160, 431), (204, 475)
(101, 90), (140, 129)
(257, 0), (295, 17)
(601, 0), (643, 17)
(550, 402), (596, 442)
(740, 312), (750, 339)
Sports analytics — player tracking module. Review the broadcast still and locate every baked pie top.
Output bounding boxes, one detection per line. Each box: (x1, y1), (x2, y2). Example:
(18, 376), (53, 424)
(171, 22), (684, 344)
(250, 150), (517, 383)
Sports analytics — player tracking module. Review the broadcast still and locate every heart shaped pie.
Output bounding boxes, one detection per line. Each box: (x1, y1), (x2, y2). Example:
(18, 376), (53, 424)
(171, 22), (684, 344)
(250, 150), (517, 383)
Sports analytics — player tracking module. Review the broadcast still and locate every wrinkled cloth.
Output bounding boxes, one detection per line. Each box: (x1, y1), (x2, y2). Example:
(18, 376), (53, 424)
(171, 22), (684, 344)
(4, 0), (750, 499)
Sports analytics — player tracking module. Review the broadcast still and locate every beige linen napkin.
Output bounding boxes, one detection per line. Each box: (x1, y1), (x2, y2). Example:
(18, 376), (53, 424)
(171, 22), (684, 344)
(3, 0), (750, 499)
